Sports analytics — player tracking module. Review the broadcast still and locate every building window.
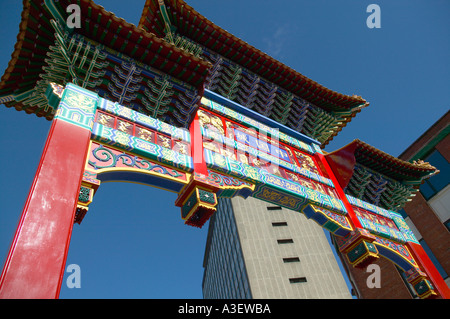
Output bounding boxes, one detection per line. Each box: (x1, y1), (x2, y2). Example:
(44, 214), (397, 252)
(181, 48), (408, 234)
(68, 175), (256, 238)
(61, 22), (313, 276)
(444, 219), (450, 232)
(272, 222), (288, 227)
(283, 257), (300, 263)
(289, 277), (307, 283)
(267, 206), (282, 211)
(397, 208), (408, 219)
(277, 239), (294, 244)
(420, 150), (450, 200)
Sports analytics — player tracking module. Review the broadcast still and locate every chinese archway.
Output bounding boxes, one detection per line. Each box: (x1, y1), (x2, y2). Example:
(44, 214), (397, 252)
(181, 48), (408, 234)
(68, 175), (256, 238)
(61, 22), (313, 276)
(0, 0), (448, 299)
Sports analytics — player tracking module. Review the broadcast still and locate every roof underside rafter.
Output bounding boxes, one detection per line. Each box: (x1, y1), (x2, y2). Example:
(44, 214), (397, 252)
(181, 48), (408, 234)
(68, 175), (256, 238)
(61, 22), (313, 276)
(0, 0), (440, 213)
(326, 139), (438, 211)
(0, 0), (212, 126)
(138, 0), (369, 146)
(1, 0), (368, 146)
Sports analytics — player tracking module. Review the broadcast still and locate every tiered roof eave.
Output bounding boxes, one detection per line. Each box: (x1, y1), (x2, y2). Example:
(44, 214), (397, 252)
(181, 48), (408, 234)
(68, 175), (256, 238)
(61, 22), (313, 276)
(327, 139), (439, 184)
(138, 0), (369, 114)
(0, 0), (213, 120)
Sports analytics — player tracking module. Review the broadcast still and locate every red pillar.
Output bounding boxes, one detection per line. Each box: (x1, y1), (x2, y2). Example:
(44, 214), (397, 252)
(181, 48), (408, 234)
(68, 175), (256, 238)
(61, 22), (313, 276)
(315, 152), (362, 229)
(407, 242), (450, 299)
(318, 146), (450, 298)
(0, 84), (96, 298)
(190, 112), (208, 176)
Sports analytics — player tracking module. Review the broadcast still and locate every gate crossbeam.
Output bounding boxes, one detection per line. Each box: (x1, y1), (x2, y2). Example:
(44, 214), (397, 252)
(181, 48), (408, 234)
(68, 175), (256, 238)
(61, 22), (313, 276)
(0, 82), (447, 299)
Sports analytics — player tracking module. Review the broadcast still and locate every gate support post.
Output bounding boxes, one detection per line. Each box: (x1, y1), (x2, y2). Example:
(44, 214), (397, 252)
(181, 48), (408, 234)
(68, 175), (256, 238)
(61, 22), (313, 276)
(0, 83), (98, 298)
(406, 242), (450, 299)
(175, 110), (218, 228)
(319, 147), (450, 298)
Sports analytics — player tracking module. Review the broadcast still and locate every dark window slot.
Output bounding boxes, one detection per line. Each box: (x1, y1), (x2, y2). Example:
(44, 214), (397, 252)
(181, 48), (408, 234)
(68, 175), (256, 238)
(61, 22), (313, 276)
(289, 277), (307, 283)
(272, 222), (288, 227)
(277, 239), (294, 244)
(283, 257), (300, 263)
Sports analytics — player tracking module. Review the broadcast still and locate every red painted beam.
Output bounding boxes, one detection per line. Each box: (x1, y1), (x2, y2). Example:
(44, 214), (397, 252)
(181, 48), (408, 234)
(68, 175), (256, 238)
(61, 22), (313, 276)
(323, 142), (358, 190)
(315, 151), (363, 229)
(0, 119), (91, 299)
(407, 242), (450, 299)
(189, 112), (208, 176)
(320, 145), (449, 299)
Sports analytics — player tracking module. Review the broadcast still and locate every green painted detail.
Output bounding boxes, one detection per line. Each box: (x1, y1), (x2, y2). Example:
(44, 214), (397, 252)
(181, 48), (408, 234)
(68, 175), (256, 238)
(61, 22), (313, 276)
(182, 192), (197, 218)
(366, 242), (377, 254)
(198, 189), (215, 205)
(414, 279), (434, 296)
(158, 1), (174, 43)
(217, 64), (242, 101)
(45, 85), (61, 109)
(78, 187), (91, 203)
(272, 91), (293, 125)
(47, 21), (108, 88)
(16, 22), (107, 118)
(347, 163), (417, 212)
(324, 221), (340, 233)
(169, 34), (203, 58)
(91, 123), (193, 172)
(347, 242), (368, 263)
(43, 0), (66, 27)
(389, 211), (419, 244)
(302, 106), (341, 144)
(347, 241), (377, 264)
(143, 75), (174, 118)
(54, 83), (99, 131)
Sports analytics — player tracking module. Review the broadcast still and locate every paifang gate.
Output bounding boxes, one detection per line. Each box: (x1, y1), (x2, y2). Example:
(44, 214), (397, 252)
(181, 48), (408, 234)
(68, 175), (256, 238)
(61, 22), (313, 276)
(0, 0), (449, 299)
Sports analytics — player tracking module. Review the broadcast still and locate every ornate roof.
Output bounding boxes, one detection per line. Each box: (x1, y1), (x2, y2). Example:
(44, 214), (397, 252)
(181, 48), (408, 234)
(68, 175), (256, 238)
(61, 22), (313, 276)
(1, 0), (368, 146)
(351, 139), (438, 182)
(138, 0), (368, 113)
(327, 139), (438, 184)
(0, 0), (211, 122)
(325, 139), (439, 211)
(137, 0), (369, 146)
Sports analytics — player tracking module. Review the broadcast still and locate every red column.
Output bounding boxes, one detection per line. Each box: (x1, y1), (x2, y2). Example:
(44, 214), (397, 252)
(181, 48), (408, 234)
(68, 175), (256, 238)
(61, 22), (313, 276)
(318, 148), (450, 298)
(408, 242), (450, 299)
(190, 112), (208, 176)
(315, 152), (362, 229)
(0, 116), (91, 298)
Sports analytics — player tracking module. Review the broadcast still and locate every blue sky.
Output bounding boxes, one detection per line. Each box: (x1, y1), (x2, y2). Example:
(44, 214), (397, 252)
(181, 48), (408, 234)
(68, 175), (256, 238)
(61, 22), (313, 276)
(0, 1), (449, 299)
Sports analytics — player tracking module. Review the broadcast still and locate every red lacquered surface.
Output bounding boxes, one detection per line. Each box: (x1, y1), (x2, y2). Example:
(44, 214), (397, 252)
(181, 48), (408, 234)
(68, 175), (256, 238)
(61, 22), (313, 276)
(0, 119), (91, 298)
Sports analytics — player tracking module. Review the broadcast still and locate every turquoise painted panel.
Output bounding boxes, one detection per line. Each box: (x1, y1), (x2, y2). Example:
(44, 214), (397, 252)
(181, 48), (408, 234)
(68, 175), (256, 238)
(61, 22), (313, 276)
(97, 98), (190, 143)
(91, 122), (193, 172)
(357, 217), (407, 243)
(389, 212), (420, 244)
(54, 83), (99, 131)
(204, 148), (347, 214)
(201, 126), (334, 187)
(201, 97), (315, 154)
(347, 194), (418, 244)
(347, 195), (393, 219)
